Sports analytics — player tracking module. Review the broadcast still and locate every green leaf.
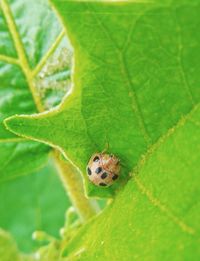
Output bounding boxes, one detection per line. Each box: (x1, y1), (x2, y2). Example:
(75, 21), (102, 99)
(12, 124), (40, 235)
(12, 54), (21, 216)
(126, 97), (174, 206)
(62, 105), (200, 260)
(5, 0), (200, 198)
(0, 159), (71, 253)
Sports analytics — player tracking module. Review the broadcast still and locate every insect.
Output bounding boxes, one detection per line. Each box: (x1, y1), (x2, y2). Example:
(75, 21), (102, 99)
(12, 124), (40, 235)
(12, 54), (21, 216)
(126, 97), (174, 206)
(86, 153), (120, 187)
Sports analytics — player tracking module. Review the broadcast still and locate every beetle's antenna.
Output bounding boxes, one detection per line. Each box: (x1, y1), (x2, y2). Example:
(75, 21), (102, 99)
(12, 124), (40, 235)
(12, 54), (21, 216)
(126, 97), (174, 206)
(102, 134), (109, 153)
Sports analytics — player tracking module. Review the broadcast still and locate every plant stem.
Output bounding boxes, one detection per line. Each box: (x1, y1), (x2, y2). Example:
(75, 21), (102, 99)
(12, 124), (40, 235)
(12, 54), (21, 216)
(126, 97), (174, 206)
(53, 151), (99, 222)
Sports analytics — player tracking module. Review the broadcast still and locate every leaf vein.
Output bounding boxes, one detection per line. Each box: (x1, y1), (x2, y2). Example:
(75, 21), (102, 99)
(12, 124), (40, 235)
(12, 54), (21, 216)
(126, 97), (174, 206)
(132, 103), (200, 176)
(0, 54), (19, 66)
(119, 52), (152, 145)
(85, 2), (152, 146)
(32, 29), (66, 77)
(0, 138), (27, 144)
(174, 9), (195, 105)
(134, 176), (196, 235)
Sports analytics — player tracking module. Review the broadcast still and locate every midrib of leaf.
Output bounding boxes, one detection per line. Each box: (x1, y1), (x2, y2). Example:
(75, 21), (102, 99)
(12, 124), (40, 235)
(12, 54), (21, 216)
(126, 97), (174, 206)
(0, 0), (98, 221)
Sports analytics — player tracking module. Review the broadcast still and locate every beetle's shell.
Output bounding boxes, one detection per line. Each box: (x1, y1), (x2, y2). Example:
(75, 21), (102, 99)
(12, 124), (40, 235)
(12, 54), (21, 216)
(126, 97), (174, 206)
(86, 153), (120, 187)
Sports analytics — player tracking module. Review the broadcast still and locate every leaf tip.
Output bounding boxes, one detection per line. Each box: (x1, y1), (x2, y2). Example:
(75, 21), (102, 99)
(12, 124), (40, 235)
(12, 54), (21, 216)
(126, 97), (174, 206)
(3, 115), (28, 138)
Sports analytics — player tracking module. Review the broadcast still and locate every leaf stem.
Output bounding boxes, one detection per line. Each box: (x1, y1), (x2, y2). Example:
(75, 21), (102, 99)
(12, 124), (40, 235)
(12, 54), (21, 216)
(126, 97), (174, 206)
(53, 151), (99, 221)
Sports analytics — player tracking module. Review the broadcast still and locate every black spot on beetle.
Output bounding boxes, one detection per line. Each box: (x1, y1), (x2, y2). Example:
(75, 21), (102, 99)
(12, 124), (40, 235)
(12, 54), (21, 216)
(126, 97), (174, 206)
(87, 167), (92, 175)
(101, 172), (107, 179)
(93, 156), (100, 162)
(95, 167), (102, 174)
(112, 174), (118, 180)
(99, 182), (107, 186)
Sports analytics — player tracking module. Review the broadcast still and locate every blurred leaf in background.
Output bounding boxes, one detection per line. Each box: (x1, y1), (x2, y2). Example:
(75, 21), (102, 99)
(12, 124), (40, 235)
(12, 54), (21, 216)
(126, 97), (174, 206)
(0, 0), (72, 252)
(0, 159), (70, 252)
